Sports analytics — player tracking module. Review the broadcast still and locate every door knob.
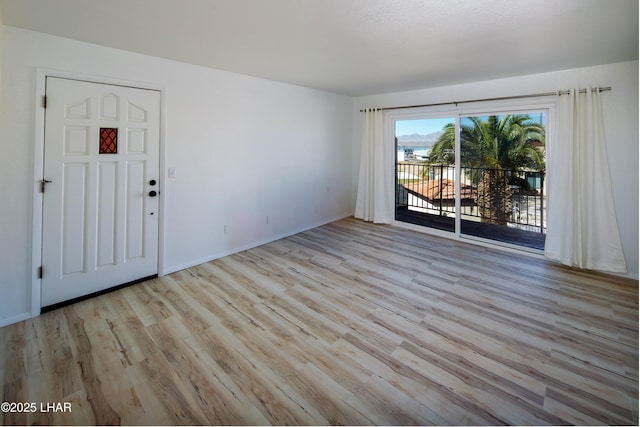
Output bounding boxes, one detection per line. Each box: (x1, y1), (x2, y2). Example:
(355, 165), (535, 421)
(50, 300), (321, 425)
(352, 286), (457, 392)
(148, 190), (157, 197)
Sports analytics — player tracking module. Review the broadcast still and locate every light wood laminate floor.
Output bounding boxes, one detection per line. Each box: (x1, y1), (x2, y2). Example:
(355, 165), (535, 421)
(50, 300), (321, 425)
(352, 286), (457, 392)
(1, 218), (638, 425)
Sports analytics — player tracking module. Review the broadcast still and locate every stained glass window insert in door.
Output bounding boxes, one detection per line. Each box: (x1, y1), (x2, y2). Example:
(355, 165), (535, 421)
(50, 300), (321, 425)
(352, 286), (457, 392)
(99, 128), (118, 154)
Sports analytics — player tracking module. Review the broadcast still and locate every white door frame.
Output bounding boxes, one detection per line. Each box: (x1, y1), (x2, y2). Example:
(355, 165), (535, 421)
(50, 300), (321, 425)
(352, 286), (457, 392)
(31, 68), (167, 317)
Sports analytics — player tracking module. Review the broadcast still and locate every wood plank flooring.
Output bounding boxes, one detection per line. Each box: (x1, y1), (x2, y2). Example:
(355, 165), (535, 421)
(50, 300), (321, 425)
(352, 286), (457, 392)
(1, 217), (637, 425)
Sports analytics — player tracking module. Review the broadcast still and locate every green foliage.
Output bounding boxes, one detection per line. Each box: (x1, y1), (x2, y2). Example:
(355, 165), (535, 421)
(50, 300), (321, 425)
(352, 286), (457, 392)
(427, 114), (546, 172)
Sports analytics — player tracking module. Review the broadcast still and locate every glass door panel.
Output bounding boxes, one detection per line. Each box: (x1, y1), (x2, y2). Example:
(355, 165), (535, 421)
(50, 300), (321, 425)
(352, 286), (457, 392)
(395, 118), (456, 232)
(458, 113), (547, 249)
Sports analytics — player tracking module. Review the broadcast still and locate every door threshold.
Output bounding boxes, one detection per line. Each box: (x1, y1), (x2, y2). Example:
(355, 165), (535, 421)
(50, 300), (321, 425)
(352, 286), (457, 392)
(41, 275), (157, 314)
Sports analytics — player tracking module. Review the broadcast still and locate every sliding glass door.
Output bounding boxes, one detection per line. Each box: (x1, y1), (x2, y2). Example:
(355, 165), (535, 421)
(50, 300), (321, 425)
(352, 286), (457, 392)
(395, 118), (456, 232)
(457, 113), (546, 249)
(394, 110), (547, 250)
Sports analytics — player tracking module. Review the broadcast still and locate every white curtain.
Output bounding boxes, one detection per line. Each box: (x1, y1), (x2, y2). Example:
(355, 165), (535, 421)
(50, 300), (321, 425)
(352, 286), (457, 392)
(354, 108), (393, 223)
(545, 87), (627, 273)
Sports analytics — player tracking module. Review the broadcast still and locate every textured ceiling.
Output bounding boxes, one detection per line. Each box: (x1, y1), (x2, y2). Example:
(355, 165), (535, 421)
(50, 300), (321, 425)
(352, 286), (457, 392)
(1, 0), (637, 96)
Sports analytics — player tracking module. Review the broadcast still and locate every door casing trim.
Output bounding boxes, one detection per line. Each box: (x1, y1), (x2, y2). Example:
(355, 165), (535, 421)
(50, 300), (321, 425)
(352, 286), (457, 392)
(32, 68), (167, 317)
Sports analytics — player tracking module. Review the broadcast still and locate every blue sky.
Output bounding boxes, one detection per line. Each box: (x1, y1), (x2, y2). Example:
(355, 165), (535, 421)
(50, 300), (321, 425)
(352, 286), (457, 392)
(395, 113), (546, 137)
(395, 118), (453, 136)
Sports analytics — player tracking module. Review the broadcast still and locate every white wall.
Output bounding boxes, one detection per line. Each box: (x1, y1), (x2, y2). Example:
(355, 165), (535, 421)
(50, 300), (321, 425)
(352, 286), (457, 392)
(0, 26), (353, 326)
(353, 61), (639, 278)
(0, 6), (3, 97)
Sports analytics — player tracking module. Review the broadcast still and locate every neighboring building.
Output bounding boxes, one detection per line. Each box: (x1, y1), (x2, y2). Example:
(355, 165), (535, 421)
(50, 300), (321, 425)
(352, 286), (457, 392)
(402, 179), (477, 216)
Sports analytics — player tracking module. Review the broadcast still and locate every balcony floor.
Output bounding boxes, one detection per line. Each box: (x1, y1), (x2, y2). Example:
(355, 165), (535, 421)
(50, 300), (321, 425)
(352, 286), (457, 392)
(396, 208), (546, 250)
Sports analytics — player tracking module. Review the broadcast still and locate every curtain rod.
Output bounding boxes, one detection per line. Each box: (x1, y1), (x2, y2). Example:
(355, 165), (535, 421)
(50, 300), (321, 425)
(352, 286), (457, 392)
(359, 86), (612, 112)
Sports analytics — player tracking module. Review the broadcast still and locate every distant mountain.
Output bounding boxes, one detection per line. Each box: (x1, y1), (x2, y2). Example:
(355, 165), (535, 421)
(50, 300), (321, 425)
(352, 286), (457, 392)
(396, 131), (442, 147)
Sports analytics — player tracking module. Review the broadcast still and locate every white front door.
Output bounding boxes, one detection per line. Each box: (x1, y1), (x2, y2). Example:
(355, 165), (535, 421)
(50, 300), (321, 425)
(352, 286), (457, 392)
(41, 77), (161, 307)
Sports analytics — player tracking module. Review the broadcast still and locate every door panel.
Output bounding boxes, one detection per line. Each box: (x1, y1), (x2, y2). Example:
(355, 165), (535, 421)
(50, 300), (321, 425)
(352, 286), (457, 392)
(125, 160), (146, 260)
(394, 118), (456, 232)
(96, 161), (117, 268)
(458, 113), (546, 250)
(61, 162), (88, 277)
(42, 77), (160, 307)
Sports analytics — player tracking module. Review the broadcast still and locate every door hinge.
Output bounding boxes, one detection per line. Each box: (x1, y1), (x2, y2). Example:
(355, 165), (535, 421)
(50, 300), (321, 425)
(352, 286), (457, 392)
(42, 95), (47, 109)
(38, 266), (43, 279)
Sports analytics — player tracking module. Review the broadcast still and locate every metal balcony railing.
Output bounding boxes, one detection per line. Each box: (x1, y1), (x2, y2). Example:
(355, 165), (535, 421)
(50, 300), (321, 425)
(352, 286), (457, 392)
(396, 162), (546, 234)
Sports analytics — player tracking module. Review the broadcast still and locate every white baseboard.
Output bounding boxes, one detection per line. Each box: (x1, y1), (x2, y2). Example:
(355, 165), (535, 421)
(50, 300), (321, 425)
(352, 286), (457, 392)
(0, 311), (33, 328)
(162, 212), (352, 276)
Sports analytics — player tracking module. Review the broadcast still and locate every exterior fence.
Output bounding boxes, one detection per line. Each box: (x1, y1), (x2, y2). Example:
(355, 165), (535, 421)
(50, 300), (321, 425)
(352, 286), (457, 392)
(396, 162), (546, 233)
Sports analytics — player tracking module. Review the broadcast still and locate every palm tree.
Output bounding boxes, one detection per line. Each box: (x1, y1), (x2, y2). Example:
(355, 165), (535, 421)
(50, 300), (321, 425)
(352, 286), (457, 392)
(427, 114), (545, 225)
